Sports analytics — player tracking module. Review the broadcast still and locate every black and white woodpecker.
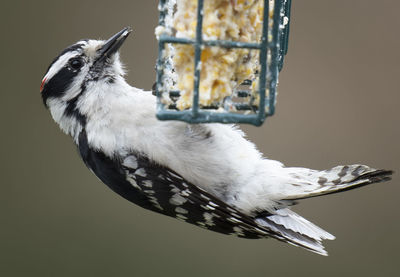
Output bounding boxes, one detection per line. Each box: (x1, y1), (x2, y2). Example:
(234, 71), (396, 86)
(40, 27), (392, 255)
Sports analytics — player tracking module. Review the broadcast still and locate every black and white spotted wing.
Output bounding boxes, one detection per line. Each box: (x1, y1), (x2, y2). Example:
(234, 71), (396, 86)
(78, 131), (271, 239)
(78, 132), (327, 252)
(121, 154), (277, 239)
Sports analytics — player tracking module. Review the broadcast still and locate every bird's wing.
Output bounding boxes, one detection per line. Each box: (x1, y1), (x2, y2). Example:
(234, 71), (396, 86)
(121, 154), (270, 239)
(78, 129), (268, 238)
(121, 154), (333, 255)
(78, 129), (334, 255)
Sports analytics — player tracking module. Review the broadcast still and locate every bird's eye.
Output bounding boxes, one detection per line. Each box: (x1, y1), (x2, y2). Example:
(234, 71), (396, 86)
(69, 58), (84, 70)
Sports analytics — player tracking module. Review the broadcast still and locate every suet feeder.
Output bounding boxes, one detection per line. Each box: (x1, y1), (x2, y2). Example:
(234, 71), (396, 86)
(155, 0), (292, 126)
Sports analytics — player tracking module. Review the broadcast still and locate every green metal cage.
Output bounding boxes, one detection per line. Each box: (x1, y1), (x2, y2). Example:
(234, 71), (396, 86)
(155, 0), (292, 126)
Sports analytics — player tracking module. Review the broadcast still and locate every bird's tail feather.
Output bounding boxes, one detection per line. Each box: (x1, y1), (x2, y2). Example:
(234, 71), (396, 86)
(255, 165), (392, 255)
(256, 208), (335, 256)
(283, 165), (393, 201)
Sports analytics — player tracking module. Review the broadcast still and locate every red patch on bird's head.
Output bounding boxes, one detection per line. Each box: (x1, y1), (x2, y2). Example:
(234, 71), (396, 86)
(40, 78), (47, 93)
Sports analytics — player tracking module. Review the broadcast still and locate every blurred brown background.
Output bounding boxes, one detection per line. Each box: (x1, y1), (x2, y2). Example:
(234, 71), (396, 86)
(1, 0), (399, 276)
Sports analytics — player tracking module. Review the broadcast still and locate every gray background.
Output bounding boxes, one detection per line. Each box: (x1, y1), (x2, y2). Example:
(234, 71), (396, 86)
(1, 0), (399, 276)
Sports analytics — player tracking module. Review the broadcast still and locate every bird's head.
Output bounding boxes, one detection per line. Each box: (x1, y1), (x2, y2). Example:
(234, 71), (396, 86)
(40, 27), (132, 137)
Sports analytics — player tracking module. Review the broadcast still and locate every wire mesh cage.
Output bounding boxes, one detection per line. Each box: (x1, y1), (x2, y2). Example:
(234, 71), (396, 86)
(155, 0), (292, 126)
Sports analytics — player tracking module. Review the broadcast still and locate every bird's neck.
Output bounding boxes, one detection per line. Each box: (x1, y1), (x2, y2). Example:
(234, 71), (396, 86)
(47, 97), (84, 143)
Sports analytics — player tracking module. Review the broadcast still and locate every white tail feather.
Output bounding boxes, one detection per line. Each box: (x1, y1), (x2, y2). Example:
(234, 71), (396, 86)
(283, 165), (392, 200)
(256, 208), (335, 256)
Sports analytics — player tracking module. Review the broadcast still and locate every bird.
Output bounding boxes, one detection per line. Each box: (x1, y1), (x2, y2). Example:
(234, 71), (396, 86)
(40, 27), (392, 256)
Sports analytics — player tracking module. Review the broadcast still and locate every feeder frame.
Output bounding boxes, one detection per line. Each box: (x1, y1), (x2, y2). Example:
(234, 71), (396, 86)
(155, 0), (292, 126)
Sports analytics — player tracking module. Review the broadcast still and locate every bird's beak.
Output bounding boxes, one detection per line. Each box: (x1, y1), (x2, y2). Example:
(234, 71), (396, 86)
(95, 27), (132, 64)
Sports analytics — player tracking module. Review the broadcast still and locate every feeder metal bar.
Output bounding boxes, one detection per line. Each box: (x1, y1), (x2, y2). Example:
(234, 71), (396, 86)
(159, 36), (262, 50)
